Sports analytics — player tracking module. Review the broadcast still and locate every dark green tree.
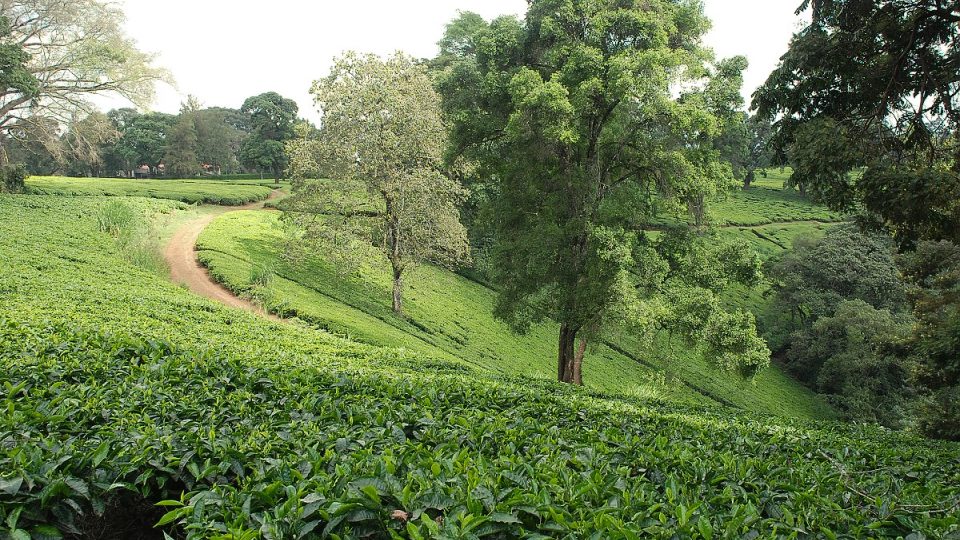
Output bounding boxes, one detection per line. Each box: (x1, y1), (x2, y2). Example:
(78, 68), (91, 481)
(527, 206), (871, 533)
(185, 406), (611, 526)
(239, 92), (298, 183)
(110, 112), (175, 175)
(164, 114), (200, 178)
(437, 2), (769, 384)
(755, 0), (960, 439)
(754, 0), (959, 243)
(899, 241), (960, 440)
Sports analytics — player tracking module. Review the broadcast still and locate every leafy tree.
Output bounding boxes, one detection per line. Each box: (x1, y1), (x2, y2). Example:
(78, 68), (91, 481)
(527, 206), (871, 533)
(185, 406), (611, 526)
(239, 92), (297, 183)
(287, 52), (470, 315)
(787, 300), (914, 428)
(164, 114), (200, 178)
(769, 227), (916, 428)
(754, 0), (959, 244)
(110, 112), (175, 174)
(436, 2), (768, 384)
(899, 241), (960, 440)
(63, 112), (119, 177)
(194, 109), (243, 174)
(769, 226), (906, 329)
(0, 0), (167, 142)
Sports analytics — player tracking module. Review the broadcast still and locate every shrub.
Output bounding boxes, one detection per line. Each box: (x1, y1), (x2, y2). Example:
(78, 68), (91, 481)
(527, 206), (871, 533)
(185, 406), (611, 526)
(95, 200), (166, 275)
(1, 163), (26, 193)
(96, 200), (136, 237)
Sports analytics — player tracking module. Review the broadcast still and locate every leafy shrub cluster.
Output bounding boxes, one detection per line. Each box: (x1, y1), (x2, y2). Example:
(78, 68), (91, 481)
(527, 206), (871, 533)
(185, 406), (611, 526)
(767, 226), (915, 427)
(1, 164), (26, 193)
(2, 319), (959, 539)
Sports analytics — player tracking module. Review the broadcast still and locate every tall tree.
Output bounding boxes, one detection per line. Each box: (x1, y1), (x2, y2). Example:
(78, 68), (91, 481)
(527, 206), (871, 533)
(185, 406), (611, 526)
(194, 109), (243, 174)
(287, 52), (470, 315)
(164, 114), (200, 178)
(754, 0), (959, 243)
(239, 91), (297, 183)
(437, 3), (769, 385)
(0, 0), (167, 143)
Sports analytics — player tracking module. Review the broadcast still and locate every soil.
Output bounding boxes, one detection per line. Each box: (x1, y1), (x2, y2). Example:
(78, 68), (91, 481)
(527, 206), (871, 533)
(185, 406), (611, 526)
(163, 190), (282, 321)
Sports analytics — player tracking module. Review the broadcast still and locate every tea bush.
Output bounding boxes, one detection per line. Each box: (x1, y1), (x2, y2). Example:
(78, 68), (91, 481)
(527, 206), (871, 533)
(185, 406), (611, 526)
(1, 195), (958, 538)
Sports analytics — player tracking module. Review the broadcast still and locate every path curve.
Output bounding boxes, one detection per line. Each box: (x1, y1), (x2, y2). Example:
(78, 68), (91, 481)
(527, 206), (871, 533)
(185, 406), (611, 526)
(165, 190), (283, 321)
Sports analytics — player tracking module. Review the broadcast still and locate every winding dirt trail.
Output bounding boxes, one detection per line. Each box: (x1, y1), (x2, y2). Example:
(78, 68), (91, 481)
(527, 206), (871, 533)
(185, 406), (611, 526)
(164, 190), (283, 321)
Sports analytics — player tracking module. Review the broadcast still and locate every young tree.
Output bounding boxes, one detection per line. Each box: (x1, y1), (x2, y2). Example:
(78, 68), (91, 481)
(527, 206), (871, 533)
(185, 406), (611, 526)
(286, 52), (470, 315)
(239, 92), (297, 183)
(437, 2), (768, 384)
(0, 0), (167, 141)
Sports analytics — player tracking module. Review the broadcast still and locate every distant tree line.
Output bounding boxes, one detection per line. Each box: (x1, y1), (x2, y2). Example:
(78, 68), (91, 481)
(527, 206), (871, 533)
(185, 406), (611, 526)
(3, 91), (302, 181)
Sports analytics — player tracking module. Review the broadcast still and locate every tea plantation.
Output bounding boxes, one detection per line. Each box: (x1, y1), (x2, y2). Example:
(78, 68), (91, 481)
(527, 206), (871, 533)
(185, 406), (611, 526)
(25, 176), (274, 206)
(194, 171), (839, 419)
(1, 193), (958, 538)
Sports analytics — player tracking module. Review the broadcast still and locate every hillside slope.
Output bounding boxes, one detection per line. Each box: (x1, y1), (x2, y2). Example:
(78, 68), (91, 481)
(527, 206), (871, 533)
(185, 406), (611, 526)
(1, 194), (958, 538)
(195, 173), (839, 420)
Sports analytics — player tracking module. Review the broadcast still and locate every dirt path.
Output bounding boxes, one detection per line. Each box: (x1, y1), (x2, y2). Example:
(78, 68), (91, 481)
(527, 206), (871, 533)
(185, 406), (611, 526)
(164, 190), (282, 321)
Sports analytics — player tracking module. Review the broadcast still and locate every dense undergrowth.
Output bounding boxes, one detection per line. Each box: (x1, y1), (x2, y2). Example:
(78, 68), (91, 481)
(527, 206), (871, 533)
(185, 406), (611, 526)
(25, 176), (273, 205)
(2, 195), (957, 538)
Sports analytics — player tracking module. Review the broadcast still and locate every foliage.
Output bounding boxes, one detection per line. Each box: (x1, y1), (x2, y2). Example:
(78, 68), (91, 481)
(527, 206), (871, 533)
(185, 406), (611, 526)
(0, 0), (168, 133)
(289, 52), (470, 314)
(768, 226), (917, 428)
(769, 226), (906, 328)
(25, 176), (272, 205)
(899, 241), (960, 440)
(0, 15), (37, 140)
(239, 92), (298, 183)
(436, 2), (765, 384)
(0, 195), (958, 538)
(786, 300), (915, 428)
(754, 0), (960, 245)
(95, 200), (136, 236)
(94, 198), (166, 274)
(62, 112), (120, 177)
(108, 111), (177, 172)
(2, 116), (61, 175)
(165, 113), (202, 178)
(0, 163), (25, 193)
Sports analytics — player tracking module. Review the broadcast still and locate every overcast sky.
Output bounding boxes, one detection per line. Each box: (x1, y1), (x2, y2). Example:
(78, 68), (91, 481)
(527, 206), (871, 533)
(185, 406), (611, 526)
(107, 0), (808, 120)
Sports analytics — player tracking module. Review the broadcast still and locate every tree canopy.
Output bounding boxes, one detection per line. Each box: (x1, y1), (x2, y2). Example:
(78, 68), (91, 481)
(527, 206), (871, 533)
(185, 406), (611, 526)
(239, 92), (298, 183)
(754, 0), (959, 244)
(436, 2), (769, 384)
(287, 52), (470, 314)
(0, 0), (167, 139)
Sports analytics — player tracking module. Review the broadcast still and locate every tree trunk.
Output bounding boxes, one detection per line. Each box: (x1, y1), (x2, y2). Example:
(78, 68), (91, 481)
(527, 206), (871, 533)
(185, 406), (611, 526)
(572, 336), (586, 386)
(391, 262), (403, 315)
(744, 169), (755, 190)
(384, 194), (404, 315)
(558, 323), (579, 384)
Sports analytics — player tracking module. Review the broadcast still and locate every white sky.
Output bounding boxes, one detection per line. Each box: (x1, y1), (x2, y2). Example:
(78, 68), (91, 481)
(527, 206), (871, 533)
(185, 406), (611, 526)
(108, 0), (808, 121)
